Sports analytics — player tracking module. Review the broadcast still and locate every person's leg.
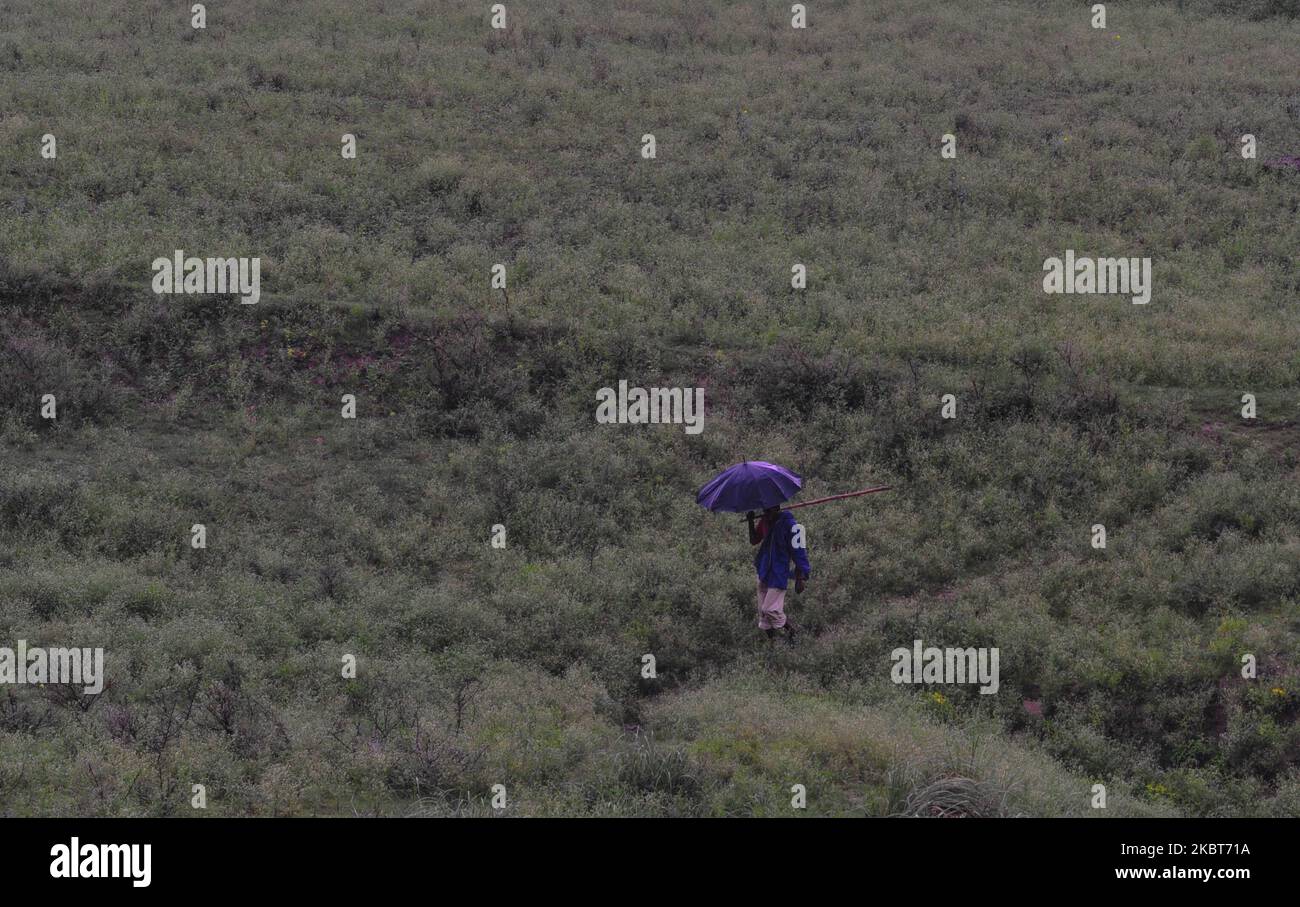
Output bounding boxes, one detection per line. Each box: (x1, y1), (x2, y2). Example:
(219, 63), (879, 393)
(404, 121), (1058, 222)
(760, 586), (787, 631)
(756, 579), (772, 630)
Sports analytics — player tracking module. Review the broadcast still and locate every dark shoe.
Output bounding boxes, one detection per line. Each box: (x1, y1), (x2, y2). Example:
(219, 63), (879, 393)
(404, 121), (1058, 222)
(764, 628), (776, 643)
(784, 623), (798, 647)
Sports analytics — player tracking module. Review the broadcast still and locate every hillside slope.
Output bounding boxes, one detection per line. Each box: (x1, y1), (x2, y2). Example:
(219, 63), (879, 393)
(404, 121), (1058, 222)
(1, 0), (1298, 816)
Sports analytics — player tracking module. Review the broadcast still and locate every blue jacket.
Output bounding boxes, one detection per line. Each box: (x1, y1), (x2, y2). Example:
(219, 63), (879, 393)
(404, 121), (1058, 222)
(754, 510), (812, 590)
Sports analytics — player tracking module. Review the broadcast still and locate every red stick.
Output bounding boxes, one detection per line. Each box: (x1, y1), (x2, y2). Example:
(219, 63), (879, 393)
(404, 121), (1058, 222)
(738, 485), (893, 518)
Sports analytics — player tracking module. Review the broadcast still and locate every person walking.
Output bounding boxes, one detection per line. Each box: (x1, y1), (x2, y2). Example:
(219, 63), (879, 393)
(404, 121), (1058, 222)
(746, 505), (811, 645)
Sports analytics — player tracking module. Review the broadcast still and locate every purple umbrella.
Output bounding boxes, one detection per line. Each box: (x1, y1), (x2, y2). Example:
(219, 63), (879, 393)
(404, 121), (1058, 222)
(696, 461), (803, 513)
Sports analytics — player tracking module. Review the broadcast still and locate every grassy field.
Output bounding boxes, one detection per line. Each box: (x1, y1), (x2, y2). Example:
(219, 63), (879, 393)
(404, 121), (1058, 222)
(1, 0), (1298, 817)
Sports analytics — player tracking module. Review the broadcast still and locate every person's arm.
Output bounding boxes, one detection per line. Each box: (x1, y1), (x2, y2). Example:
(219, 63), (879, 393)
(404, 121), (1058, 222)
(746, 511), (761, 545)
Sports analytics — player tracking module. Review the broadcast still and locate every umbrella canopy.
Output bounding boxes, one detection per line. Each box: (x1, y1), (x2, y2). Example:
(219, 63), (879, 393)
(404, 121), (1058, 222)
(696, 461), (803, 513)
